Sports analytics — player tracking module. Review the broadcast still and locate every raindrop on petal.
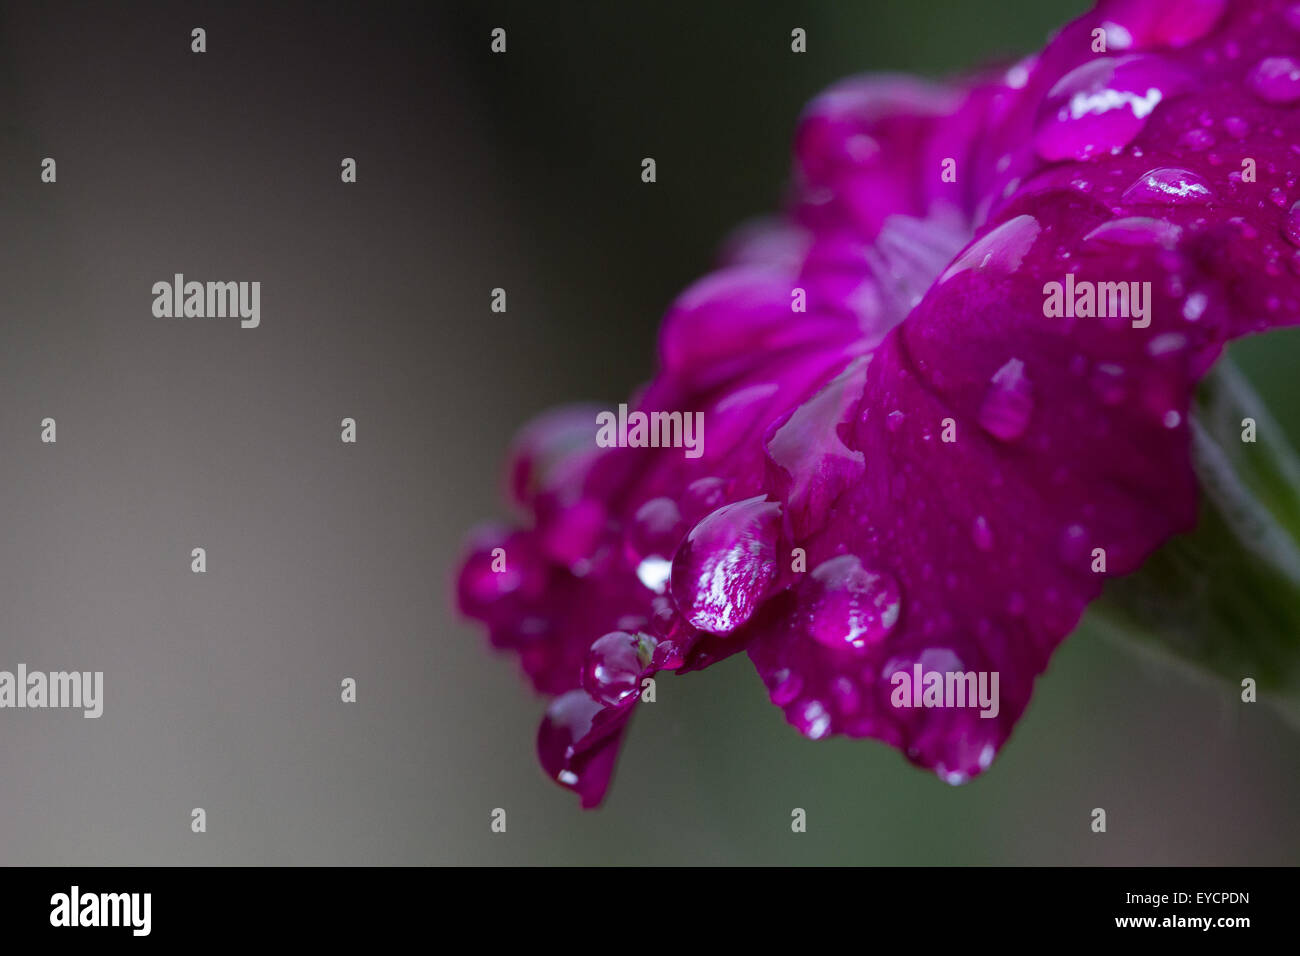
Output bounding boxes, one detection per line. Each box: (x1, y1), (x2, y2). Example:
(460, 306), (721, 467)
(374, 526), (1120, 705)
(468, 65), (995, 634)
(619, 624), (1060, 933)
(583, 631), (654, 708)
(1283, 201), (1300, 248)
(1122, 166), (1214, 205)
(801, 554), (902, 651)
(670, 495), (781, 635)
(1249, 56), (1300, 105)
(978, 358), (1034, 441)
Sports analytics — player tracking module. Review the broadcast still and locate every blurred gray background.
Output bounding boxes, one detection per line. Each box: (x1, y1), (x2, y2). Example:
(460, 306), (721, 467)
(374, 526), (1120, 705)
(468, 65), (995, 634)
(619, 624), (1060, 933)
(0, 0), (1296, 864)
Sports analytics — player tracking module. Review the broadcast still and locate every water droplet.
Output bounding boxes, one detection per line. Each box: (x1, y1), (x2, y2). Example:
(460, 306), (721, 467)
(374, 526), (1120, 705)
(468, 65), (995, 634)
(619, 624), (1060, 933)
(971, 515), (994, 552)
(1059, 523), (1089, 564)
(1033, 56), (1190, 161)
(536, 690), (623, 807)
(886, 409), (906, 432)
(1249, 57), (1300, 104)
(801, 554), (901, 652)
(939, 215), (1041, 283)
(978, 358), (1034, 441)
(1090, 363), (1128, 404)
(1104, 0), (1224, 48)
(1179, 127), (1214, 151)
(583, 631), (654, 708)
(626, 496), (684, 564)
(682, 476), (729, 521)
(801, 700), (832, 739)
(1083, 216), (1182, 247)
(1163, 409), (1182, 428)
(1122, 166), (1214, 205)
(1223, 115), (1249, 138)
(670, 495), (781, 635)
(1147, 332), (1188, 356)
(768, 668), (803, 706)
(1284, 201), (1300, 248)
(636, 556), (673, 593)
(1178, 292), (1206, 323)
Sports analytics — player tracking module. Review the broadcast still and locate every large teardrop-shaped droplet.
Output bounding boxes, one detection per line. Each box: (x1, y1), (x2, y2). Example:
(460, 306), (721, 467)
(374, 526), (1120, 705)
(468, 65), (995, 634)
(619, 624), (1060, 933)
(536, 690), (625, 808)
(670, 495), (781, 635)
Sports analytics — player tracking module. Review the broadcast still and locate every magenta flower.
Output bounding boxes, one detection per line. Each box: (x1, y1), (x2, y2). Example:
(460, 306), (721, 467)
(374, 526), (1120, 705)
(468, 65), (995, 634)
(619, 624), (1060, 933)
(458, 0), (1300, 806)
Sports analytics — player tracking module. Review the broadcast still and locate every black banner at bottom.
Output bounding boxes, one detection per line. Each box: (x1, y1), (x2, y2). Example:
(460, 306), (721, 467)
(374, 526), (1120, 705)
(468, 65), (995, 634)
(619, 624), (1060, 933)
(0, 865), (1282, 941)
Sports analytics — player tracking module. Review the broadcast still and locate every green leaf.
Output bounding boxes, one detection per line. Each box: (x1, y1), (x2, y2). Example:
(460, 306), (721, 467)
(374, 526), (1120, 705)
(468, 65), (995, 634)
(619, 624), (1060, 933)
(1090, 359), (1300, 725)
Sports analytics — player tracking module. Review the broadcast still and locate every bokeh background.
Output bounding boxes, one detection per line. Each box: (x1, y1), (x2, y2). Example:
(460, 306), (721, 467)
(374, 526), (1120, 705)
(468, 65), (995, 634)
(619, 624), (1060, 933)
(0, 0), (1296, 864)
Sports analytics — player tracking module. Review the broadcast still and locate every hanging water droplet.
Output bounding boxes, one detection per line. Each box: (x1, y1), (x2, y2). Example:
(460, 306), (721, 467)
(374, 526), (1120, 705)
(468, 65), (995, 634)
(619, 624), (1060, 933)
(978, 358), (1034, 441)
(670, 496), (781, 635)
(1249, 56), (1300, 104)
(1122, 166), (1214, 205)
(801, 554), (901, 652)
(583, 631), (654, 708)
(971, 515), (995, 552)
(1090, 363), (1128, 404)
(536, 689), (620, 807)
